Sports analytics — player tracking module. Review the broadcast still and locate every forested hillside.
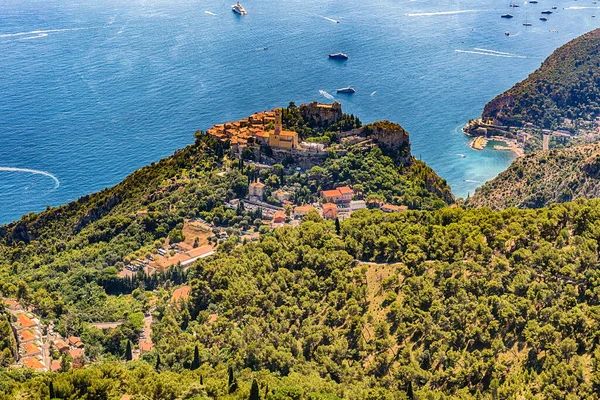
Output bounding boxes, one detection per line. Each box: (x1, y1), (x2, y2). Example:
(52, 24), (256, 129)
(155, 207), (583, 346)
(4, 201), (600, 398)
(466, 142), (600, 209)
(482, 28), (600, 129)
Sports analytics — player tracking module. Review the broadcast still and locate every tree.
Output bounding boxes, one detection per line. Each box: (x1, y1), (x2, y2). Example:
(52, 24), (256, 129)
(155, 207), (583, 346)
(60, 354), (70, 372)
(191, 345), (200, 370)
(200, 374), (204, 386)
(125, 340), (133, 361)
(335, 217), (341, 235)
(249, 379), (260, 400)
(155, 353), (161, 371)
(49, 380), (55, 399)
(407, 380), (414, 400)
(228, 365), (238, 394)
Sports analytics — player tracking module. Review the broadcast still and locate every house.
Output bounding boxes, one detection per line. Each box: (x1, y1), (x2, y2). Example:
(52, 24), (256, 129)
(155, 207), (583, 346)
(381, 204), (409, 213)
(322, 203), (338, 220)
(16, 314), (37, 330)
(322, 186), (353, 204)
(350, 200), (367, 211)
(273, 189), (290, 203)
(2, 298), (20, 311)
(174, 242), (194, 252)
(53, 339), (70, 353)
(249, 180), (265, 201)
(272, 210), (286, 225)
(23, 357), (46, 372)
(69, 348), (85, 368)
(19, 329), (38, 343)
(294, 204), (315, 218)
(23, 343), (42, 357)
(68, 336), (84, 348)
(181, 245), (215, 267)
(51, 359), (62, 372)
(139, 339), (154, 355)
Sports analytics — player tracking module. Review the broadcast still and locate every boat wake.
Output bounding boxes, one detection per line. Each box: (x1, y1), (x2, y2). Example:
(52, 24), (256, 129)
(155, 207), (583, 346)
(319, 90), (335, 100)
(455, 48), (526, 58)
(0, 167), (60, 189)
(18, 33), (48, 41)
(463, 179), (480, 183)
(405, 10), (480, 17)
(0, 27), (94, 39)
(457, 154), (466, 158)
(565, 6), (600, 10)
(204, 11), (218, 16)
(370, 90), (377, 96)
(320, 16), (340, 23)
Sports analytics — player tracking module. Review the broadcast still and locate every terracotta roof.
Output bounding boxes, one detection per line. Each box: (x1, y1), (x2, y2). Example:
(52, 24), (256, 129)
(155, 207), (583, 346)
(121, 395), (133, 400)
(153, 253), (191, 269)
(23, 357), (45, 370)
(294, 204), (315, 213)
(51, 359), (62, 372)
(2, 299), (19, 308)
(24, 343), (41, 355)
(20, 330), (36, 342)
(68, 336), (83, 347)
(250, 181), (266, 189)
(273, 210), (286, 222)
(17, 314), (36, 329)
(322, 189), (341, 198)
(381, 204), (408, 212)
(139, 339), (154, 352)
(171, 286), (192, 302)
(337, 186), (353, 195)
(322, 203), (338, 211)
(69, 348), (84, 360)
(54, 339), (70, 351)
(184, 245), (214, 259)
(279, 130), (297, 137)
(176, 242), (194, 252)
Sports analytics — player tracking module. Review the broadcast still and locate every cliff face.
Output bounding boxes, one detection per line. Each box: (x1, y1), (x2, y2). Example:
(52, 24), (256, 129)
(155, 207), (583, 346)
(365, 121), (412, 165)
(465, 142), (600, 209)
(299, 101), (343, 127)
(481, 28), (600, 129)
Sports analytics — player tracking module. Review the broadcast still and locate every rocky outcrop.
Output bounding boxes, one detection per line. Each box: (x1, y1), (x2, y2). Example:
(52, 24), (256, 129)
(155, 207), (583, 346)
(365, 121), (411, 165)
(299, 101), (342, 127)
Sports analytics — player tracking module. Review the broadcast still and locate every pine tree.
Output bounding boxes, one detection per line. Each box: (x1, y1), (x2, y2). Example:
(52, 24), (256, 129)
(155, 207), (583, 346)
(249, 379), (260, 400)
(191, 344), (200, 370)
(125, 340), (133, 361)
(228, 365), (238, 394)
(155, 353), (161, 371)
(335, 217), (341, 235)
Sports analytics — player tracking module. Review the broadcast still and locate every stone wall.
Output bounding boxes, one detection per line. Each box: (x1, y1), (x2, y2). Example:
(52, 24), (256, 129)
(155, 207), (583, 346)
(299, 101), (343, 127)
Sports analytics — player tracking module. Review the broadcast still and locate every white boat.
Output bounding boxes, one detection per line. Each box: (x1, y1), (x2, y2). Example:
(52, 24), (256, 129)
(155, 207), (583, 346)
(336, 86), (356, 94)
(232, 1), (247, 15)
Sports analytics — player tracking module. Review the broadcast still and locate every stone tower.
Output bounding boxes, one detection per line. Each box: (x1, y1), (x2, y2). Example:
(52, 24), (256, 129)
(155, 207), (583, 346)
(274, 108), (282, 135)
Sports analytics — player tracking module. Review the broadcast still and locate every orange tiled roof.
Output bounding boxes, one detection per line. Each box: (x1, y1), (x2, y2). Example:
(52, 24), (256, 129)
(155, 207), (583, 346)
(17, 314), (37, 328)
(322, 203), (338, 211)
(20, 330), (36, 342)
(69, 348), (84, 360)
(322, 189), (341, 198)
(139, 339), (154, 352)
(51, 359), (62, 372)
(184, 245), (214, 259)
(273, 210), (286, 221)
(337, 186), (353, 195)
(294, 204), (314, 213)
(24, 343), (41, 355)
(23, 357), (45, 370)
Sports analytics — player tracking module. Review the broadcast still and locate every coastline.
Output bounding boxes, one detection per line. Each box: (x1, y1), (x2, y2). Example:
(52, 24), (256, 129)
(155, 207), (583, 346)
(463, 123), (524, 158)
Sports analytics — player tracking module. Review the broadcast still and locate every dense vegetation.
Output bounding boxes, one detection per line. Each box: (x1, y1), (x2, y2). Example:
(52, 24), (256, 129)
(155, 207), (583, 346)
(6, 201), (600, 398)
(482, 28), (600, 129)
(465, 142), (600, 209)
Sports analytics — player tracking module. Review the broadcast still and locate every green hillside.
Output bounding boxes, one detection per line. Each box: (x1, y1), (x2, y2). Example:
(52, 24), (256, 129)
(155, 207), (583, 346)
(482, 28), (600, 129)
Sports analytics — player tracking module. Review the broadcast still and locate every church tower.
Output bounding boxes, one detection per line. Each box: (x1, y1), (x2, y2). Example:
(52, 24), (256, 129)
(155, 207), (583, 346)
(274, 108), (282, 136)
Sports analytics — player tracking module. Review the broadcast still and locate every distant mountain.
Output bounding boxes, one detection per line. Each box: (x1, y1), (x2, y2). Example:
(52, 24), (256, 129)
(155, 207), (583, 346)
(482, 28), (600, 129)
(466, 142), (600, 209)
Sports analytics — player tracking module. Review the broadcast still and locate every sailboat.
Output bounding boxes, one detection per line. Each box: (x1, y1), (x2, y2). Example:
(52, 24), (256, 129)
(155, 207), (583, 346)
(523, 13), (532, 26)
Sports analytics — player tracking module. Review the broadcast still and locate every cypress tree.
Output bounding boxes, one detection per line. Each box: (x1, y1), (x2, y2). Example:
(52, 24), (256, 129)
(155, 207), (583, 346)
(49, 381), (55, 399)
(125, 340), (133, 361)
(249, 379), (260, 400)
(228, 366), (238, 394)
(335, 217), (341, 235)
(407, 380), (414, 400)
(200, 374), (204, 386)
(191, 344), (200, 370)
(155, 353), (161, 371)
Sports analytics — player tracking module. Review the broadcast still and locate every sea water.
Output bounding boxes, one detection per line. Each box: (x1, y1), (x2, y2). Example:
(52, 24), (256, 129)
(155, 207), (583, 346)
(0, 0), (598, 223)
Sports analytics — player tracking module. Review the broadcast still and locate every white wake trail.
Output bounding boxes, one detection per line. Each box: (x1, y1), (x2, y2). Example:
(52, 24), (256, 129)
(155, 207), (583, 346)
(319, 90), (335, 100)
(320, 16), (339, 23)
(0, 27), (93, 39)
(18, 33), (48, 41)
(0, 167), (60, 189)
(405, 10), (480, 17)
(473, 48), (519, 56)
(455, 49), (526, 58)
(204, 11), (217, 16)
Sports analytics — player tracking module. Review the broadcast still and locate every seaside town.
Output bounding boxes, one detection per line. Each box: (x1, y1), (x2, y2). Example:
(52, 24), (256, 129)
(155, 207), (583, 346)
(464, 116), (600, 156)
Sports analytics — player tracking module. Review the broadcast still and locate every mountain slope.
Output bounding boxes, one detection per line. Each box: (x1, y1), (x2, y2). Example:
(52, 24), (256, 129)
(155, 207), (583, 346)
(466, 142), (600, 209)
(483, 28), (600, 129)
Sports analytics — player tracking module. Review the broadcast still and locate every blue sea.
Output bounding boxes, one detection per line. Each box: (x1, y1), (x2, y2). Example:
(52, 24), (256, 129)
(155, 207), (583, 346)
(1, 0), (598, 224)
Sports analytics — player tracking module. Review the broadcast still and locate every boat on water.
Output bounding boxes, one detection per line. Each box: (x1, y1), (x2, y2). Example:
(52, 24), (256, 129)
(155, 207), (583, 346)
(523, 14), (532, 26)
(232, 1), (247, 15)
(540, 16), (548, 21)
(328, 52), (349, 60)
(336, 86), (356, 94)
(501, 13), (514, 18)
(505, 31), (511, 36)
(510, 3), (520, 7)
(541, 10), (553, 14)
(552, 6), (558, 9)
(530, 0), (538, 3)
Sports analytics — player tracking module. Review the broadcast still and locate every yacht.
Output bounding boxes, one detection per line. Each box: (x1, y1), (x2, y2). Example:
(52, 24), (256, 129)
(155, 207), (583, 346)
(523, 13), (532, 26)
(510, 3), (520, 7)
(505, 31), (511, 36)
(329, 52), (349, 60)
(336, 86), (356, 94)
(501, 13), (514, 18)
(530, 0), (538, 3)
(552, 6), (558, 9)
(232, 1), (247, 15)
(540, 16), (548, 21)
(541, 9), (553, 14)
